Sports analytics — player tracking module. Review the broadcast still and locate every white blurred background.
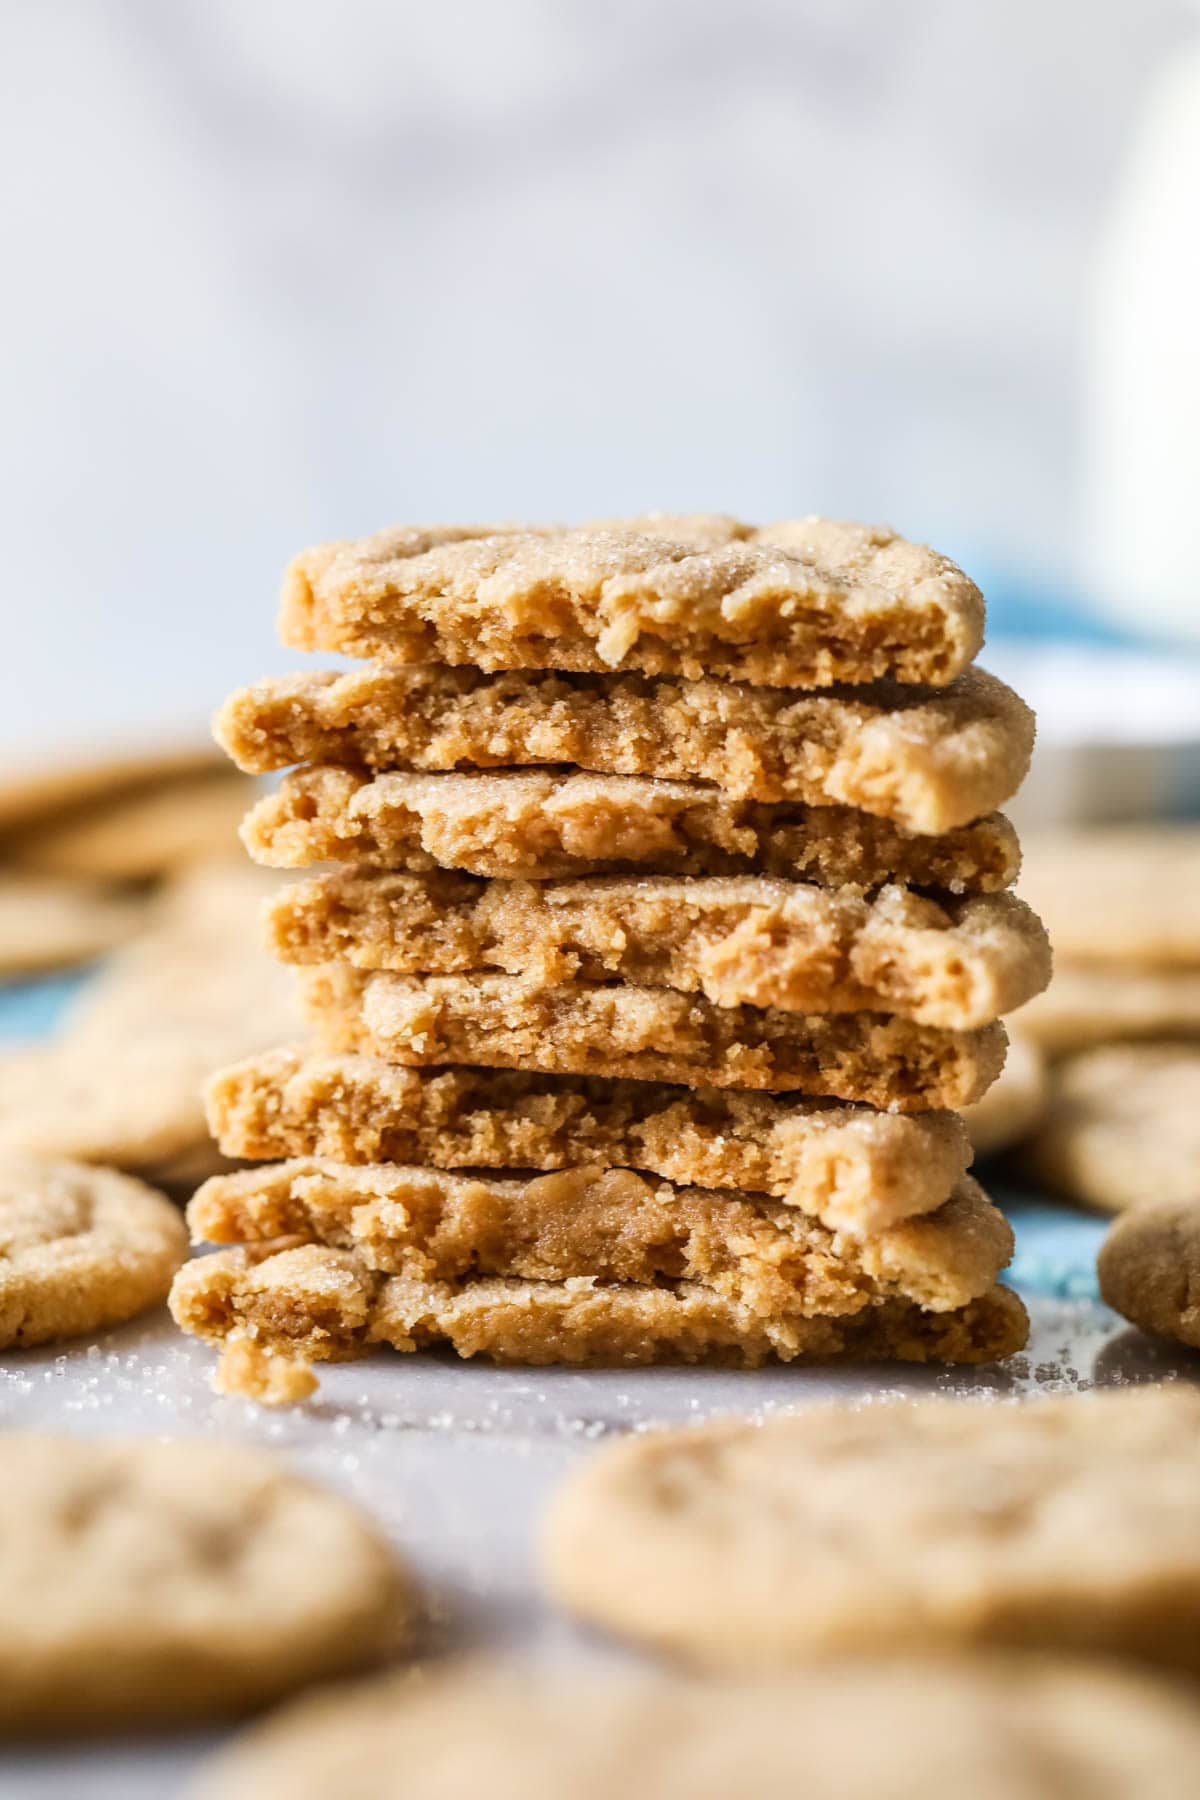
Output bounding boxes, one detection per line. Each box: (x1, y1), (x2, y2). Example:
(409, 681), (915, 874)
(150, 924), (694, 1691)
(1, 0), (1198, 765)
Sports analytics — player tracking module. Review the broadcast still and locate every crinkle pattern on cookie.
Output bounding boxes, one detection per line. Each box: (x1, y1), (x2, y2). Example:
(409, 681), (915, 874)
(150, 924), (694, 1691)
(0, 1435), (412, 1730)
(280, 515), (984, 688)
(0, 1157), (187, 1347)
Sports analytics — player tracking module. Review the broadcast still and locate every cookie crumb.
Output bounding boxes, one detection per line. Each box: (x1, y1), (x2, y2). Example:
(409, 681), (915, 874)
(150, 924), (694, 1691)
(214, 1337), (318, 1406)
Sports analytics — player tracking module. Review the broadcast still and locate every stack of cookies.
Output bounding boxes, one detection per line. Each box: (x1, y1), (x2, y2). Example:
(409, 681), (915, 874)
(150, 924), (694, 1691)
(170, 515), (1050, 1378)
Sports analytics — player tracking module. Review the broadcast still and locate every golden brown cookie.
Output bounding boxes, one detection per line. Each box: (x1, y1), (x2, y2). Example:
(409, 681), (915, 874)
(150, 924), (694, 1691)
(961, 1032), (1047, 1155)
(280, 515), (984, 688)
(188, 1656), (1200, 1800)
(217, 664), (1031, 836)
(5, 769), (253, 882)
(0, 744), (225, 835)
(1098, 1200), (1200, 1348)
(543, 1388), (1200, 1669)
(267, 874), (1050, 1030)
(1022, 1043), (1200, 1211)
(0, 1434), (412, 1731)
(0, 862), (302, 1171)
(0, 1157), (187, 1347)
(0, 874), (148, 975)
(242, 765), (1020, 889)
(1017, 961), (1200, 1055)
(1018, 826), (1200, 966)
(171, 1241), (1027, 1369)
(187, 1161), (1011, 1316)
(300, 965), (1008, 1110)
(206, 1047), (974, 1238)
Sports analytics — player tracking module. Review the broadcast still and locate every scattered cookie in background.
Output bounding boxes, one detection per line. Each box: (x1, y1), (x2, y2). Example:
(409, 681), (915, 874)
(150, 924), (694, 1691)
(1098, 1199), (1200, 1350)
(1022, 1042), (1200, 1211)
(0, 748), (257, 977)
(543, 1388), (1200, 1670)
(0, 874), (150, 977)
(0, 1434), (414, 1733)
(0, 860), (302, 1176)
(0, 1156), (187, 1348)
(186, 1655), (1200, 1800)
(961, 1031), (1047, 1156)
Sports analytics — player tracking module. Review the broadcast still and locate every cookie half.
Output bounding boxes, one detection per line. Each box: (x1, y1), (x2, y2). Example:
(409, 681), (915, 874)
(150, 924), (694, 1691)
(280, 515), (985, 689)
(206, 1047), (973, 1238)
(300, 966), (1007, 1110)
(267, 874), (1050, 1030)
(217, 663), (1031, 836)
(243, 766), (1020, 889)
(186, 1161), (1012, 1317)
(170, 1243), (1027, 1369)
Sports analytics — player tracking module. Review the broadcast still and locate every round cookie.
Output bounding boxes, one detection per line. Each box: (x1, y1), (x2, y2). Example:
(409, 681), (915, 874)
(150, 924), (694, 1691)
(542, 1388), (1200, 1671)
(961, 1031), (1046, 1155)
(0, 1435), (412, 1731)
(1022, 1042), (1200, 1211)
(0, 874), (148, 975)
(1099, 1201), (1200, 1349)
(1018, 826), (1200, 967)
(0, 1158), (188, 1347)
(190, 1656), (1200, 1800)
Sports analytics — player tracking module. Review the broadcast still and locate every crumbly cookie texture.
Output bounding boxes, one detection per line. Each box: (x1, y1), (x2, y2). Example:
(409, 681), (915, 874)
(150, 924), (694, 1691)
(0, 1434), (412, 1731)
(216, 664), (1031, 837)
(300, 966), (1008, 1110)
(1098, 1201), (1200, 1349)
(0, 861), (302, 1169)
(1016, 961), (1200, 1056)
(1022, 1043), (1200, 1212)
(0, 874), (149, 976)
(279, 516), (985, 689)
(207, 1048), (973, 1239)
(0, 1157), (187, 1348)
(188, 1656), (1200, 1800)
(242, 766), (1020, 890)
(961, 1032), (1046, 1156)
(268, 873), (1049, 1030)
(170, 1241), (1026, 1369)
(188, 1161), (1011, 1316)
(4, 769), (252, 883)
(212, 1337), (319, 1407)
(543, 1388), (1200, 1670)
(1018, 826), (1200, 966)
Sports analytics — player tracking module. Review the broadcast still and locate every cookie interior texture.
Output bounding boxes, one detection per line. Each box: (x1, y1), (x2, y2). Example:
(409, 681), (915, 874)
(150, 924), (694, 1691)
(279, 516), (986, 689)
(217, 662), (1032, 835)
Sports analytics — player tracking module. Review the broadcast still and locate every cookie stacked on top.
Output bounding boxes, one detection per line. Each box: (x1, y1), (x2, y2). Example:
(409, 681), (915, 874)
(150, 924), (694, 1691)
(171, 515), (1050, 1375)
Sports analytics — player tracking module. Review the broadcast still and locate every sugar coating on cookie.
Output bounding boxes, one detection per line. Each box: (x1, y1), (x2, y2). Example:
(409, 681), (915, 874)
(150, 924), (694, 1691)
(243, 765), (1021, 890)
(266, 873), (1049, 1030)
(170, 1241), (1027, 1368)
(0, 1158), (188, 1348)
(300, 965), (1009, 1109)
(279, 516), (985, 689)
(217, 663), (1031, 835)
(188, 1655), (1200, 1800)
(543, 1388), (1200, 1669)
(186, 1160), (1012, 1317)
(1023, 1042), (1200, 1211)
(0, 1434), (412, 1730)
(206, 1048), (973, 1238)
